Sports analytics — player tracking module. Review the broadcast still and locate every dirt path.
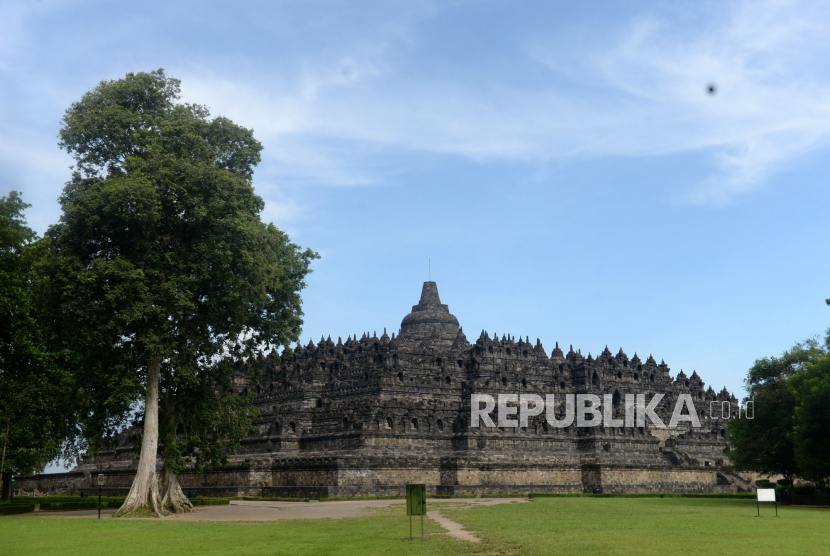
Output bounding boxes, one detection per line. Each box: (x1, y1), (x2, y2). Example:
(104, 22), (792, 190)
(26, 499), (405, 521)
(427, 510), (481, 542)
(25, 496), (527, 528)
(426, 497), (527, 542)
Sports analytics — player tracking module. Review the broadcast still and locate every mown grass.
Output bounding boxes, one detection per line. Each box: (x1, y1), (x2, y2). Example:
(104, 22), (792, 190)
(0, 497), (827, 555)
(0, 505), (474, 556)
(440, 497), (829, 555)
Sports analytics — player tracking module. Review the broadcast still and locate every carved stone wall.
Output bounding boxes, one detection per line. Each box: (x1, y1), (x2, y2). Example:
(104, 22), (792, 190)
(18, 281), (747, 496)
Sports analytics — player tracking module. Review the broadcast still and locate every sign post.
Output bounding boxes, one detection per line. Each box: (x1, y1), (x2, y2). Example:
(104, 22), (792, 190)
(756, 488), (777, 517)
(405, 484), (428, 540)
(97, 474), (104, 519)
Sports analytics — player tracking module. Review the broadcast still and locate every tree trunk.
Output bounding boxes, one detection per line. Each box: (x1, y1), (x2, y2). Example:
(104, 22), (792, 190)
(159, 465), (194, 514)
(0, 472), (10, 501)
(787, 475), (795, 505)
(114, 357), (164, 517)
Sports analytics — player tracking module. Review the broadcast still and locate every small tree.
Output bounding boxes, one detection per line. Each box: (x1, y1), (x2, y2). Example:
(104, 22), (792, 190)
(0, 192), (70, 498)
(727, 339), (826, 500)
(39, 70), (317, 516)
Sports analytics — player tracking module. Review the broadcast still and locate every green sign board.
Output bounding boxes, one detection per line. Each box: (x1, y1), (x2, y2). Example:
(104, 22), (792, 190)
(406, 484), (426, 516)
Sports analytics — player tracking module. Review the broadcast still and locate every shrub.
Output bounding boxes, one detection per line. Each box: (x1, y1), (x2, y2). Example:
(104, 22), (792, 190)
(794, 485), (817, 496)
(39, 500), (99, 511)
(319, 496), (405, 501)
(190, 498), (229, 506)
(528, 493), (755, 499)
(36, 496), (126, 511)
(36, 496), (227, 509)
(0, 504), (35, 515)
(241, 497), (309, 502)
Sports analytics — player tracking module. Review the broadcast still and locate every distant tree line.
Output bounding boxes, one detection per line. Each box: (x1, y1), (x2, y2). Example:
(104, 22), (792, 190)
(728, 326), (830, 503)
(0, 69), (318, 516)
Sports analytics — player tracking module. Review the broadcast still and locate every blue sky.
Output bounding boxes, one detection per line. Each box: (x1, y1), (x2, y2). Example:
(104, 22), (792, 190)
(3, 0), (830, 411)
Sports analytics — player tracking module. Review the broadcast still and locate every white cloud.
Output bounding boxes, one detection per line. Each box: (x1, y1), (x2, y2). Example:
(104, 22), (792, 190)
(175, 0), (830, 206)
(7, 0), (830, 210)
(581, 1), (830, 204)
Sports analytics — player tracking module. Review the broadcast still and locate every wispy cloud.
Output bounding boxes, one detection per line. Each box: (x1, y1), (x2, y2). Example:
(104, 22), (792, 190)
(5, 0), (830, 210)
(578, 1), (830, 205)
(174, 0), (830, 205)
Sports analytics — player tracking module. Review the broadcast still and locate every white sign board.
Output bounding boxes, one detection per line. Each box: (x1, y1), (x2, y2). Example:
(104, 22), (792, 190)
(757, 488), (776, 502)
(97, 474), (105, 486)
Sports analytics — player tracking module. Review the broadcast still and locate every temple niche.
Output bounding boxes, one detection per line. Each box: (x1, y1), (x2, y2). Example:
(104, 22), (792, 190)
(22, 281), (751, 497)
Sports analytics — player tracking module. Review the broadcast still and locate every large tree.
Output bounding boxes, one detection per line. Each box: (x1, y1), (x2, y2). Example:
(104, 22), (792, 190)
(790, 344), (830, 500)
(0, 192), (70, 499)
(727, 338), (826, 500)
(38, 70), (317, 516)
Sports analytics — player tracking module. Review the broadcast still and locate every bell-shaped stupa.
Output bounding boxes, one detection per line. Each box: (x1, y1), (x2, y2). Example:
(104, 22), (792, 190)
(400, 281), (459, 343)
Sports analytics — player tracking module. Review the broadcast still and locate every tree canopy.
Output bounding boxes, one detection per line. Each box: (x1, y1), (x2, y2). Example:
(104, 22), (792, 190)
(0, 191), (70, 499)
(728, 334), (830, 500)
(38, 69), (318, 516)
(790, 347), (830, 489)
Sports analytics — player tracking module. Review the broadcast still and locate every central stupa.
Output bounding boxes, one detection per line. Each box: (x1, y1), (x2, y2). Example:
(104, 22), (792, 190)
(399, 281), (460, 343)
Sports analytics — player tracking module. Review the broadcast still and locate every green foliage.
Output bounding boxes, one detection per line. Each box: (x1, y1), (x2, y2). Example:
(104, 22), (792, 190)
(0, 191), (73, 497)
(189, 497), (229, 506)
(0, 503), (35, 515)
(727, 338), (828, 489)
(39, 499), (100, 510)
(528, 492), (755, 499)
(241, 496), (309, 502)
(103, 496), (126, 507)
(0, 191), (36, 248)
(58, 70), (259, 182)
(774, 485), (829, 506)
(158, 358), (259, 474)
(38, 69), (318, 472)
(318, 495), (405, 501)
(20, 495), (120, 511)
(790, 353), (830, 489)
(790, 485), (817, 496)
(31, 495), (227, 510)
(0, 499), (40, 506)
(728, 330), (830, 502)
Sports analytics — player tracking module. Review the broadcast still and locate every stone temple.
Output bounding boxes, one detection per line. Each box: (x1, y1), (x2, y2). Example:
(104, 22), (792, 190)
(22, 281), (750, 497)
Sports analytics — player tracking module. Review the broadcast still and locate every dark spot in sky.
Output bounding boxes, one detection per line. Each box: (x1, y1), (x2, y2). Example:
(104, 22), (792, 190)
(707, 84), (716, 95)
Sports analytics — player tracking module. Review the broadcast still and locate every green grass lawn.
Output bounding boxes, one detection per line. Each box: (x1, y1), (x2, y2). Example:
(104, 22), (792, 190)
(0, 506), (461, 556)
(0, 498), (827, 555)
(440, 497), (830, 555)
